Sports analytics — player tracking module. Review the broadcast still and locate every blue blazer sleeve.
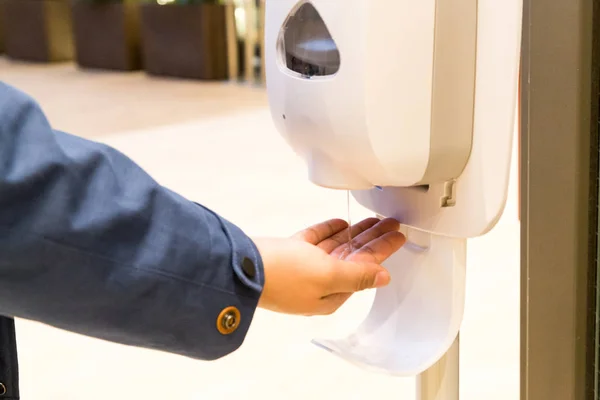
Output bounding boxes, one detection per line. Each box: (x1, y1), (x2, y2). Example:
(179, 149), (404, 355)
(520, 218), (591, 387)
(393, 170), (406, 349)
(0, 82), (265, 360)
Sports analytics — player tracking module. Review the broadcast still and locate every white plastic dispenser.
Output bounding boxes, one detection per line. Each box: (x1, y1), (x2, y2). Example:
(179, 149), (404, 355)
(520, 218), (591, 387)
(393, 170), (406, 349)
(264, 0), (522, 398)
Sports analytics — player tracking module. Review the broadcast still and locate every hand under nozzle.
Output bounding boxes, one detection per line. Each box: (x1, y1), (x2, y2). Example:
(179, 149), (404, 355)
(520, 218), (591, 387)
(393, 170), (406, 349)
(253, 217), (405, 316)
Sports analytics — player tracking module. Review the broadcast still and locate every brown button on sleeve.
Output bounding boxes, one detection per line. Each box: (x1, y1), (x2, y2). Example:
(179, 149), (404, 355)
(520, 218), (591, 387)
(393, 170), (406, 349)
(216, 306), (241, 335)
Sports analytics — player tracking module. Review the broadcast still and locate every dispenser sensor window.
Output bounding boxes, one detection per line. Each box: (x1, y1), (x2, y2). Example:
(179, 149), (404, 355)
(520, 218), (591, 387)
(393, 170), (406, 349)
(279, 2), (340, 78)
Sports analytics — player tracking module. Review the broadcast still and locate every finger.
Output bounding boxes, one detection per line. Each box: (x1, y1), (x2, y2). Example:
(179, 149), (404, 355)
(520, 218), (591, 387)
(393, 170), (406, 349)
(347, 231), (406, 264)
(326, 261), (392, 294)
(319, 217), (380, 254)
(292, 218), (348, 244)
(351, 218), (400, 249)
(329, 217), (398, 258)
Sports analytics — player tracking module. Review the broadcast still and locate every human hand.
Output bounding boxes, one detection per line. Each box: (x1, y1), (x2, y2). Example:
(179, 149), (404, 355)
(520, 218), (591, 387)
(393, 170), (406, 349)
(253, 217), (405, 316)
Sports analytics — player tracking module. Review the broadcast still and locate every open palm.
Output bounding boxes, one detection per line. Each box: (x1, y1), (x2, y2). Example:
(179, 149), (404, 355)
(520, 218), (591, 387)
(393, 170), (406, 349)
(293, 217), (404, 264)
(255, 217), (405, 315)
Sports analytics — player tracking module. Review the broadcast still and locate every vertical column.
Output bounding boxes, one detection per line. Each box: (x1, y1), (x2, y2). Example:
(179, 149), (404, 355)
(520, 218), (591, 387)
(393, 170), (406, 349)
(244, 1), (257, 83)
(416, 336), (460, 400)
(225, 1), (239, 81)
(258, 0), (266, 83)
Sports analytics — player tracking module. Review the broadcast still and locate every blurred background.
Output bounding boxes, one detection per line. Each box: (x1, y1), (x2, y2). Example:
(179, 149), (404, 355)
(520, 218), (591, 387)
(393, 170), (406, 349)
(0, 1), (520, 399)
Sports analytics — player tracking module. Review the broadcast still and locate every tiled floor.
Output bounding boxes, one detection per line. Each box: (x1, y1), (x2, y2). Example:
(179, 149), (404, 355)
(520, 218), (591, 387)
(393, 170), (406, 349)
(2, 59), (520, 400)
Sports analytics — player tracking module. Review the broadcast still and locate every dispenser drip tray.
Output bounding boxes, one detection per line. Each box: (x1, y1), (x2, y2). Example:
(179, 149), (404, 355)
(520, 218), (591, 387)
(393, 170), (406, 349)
(312, 231), (467, 376)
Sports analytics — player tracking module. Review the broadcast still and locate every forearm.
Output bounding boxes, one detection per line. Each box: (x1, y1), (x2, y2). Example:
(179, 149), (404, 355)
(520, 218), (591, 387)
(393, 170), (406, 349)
(0, 82), (264, 360)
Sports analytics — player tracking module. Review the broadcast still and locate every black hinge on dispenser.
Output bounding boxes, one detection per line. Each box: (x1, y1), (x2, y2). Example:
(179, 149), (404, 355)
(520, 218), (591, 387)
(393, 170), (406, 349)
(0, 317), (19, 399)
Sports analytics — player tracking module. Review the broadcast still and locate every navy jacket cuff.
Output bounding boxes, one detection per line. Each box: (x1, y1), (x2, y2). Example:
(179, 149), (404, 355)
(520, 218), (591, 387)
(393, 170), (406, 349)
(189, 203), (265, 359)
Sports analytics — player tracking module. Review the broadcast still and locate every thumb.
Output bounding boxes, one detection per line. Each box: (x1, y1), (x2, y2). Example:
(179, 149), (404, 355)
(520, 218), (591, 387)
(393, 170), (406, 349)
(329, 261), (391, 293)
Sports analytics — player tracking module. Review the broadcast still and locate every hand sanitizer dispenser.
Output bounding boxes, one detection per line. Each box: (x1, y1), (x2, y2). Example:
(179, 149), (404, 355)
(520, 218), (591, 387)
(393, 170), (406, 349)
(265, 0), (522, 396)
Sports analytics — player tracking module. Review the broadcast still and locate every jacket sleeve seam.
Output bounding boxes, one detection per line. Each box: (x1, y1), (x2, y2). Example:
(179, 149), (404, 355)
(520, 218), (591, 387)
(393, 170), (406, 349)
(0, 224), (259, 302)
(45, 234), (259, 300)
